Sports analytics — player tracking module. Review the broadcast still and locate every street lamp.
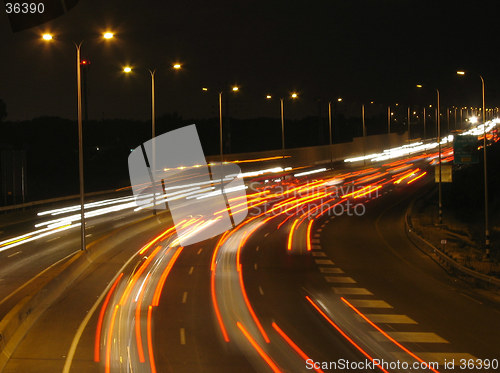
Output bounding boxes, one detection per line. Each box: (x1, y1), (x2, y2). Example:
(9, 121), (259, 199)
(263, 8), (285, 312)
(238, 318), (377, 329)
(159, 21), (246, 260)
(42, 31), (115, 251)
(387, 105), (391, 134)
(279, 92), (298, 158)
(202, 86), (239, 164)
(361, 104), (366, 137)
(408, 106), (411, 140)
(122, 63), (182, 213)
(423, 106), (427, 138)
(457, 70), (490, 254)
(417, 84), (442, 224)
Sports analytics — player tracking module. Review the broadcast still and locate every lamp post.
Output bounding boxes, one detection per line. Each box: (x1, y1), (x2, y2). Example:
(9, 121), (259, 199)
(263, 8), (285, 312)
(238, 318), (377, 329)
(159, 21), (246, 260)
(123, 63), (181, 214)
(361, 104), (366, 137)
(278, 92), (298, 159)
(205, 85), (239, 164)
(42, 32), (114, 251)
(437, 88), (442, 225)
(407, 106), (411, 140)
(328, 101), (333, 168)
(417, 84), (442, 224)
(387, 106), (391, 134)
(423, 106), (426, 139)
(457, 70), (490, 254)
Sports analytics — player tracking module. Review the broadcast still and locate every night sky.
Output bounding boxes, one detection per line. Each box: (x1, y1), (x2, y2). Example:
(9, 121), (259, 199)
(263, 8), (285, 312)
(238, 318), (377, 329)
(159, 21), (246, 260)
(1, 0), (499, 121)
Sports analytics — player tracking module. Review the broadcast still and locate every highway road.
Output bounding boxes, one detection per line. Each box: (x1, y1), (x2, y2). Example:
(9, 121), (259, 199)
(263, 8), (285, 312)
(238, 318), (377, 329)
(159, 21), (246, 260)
(1, 128), (499, 373)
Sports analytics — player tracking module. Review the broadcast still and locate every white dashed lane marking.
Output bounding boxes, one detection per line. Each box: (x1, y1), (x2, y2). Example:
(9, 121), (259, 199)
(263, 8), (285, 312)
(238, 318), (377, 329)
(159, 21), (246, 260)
(315, 259), (335, 266)
(7, 251), (21, 258)
(312, 241), (475, 363)
(345, 299), (393, 308)
(359, 314), (417, 324)
(180, 328), (186, 345)
(182, 292), (188, 304)
(197, 248), (203, 255)
(370, 331), (449, 343)
(320, 267), (344, 274)
(188, 266), (194, 275)
(311, 252), (327, 257)
(258, 286), (264, 295)
(332, 287), (373, 295)
(327, 277), (357, 283)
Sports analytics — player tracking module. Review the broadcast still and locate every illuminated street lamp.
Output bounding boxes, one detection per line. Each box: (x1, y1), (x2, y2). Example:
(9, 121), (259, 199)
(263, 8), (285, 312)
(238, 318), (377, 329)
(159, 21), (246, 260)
(457, 70), (490, 254)
(123, 66), (132, 73)
(41, 31), (115, 251)
(279, 92), (299, 158)
(202, 86), (239, 163)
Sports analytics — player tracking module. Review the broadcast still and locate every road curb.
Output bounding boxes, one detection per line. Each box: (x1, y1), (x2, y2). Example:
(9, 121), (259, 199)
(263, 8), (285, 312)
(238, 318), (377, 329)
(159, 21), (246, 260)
(404, 197), (500, 289)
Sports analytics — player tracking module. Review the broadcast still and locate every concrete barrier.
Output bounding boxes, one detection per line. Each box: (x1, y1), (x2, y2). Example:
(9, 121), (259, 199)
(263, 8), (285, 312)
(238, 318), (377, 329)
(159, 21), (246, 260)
(207, 132), (408, 170)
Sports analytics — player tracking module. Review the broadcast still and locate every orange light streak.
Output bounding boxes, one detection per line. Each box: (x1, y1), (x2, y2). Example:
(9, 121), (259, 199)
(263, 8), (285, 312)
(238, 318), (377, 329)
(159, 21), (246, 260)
(147, 306), (157, 373)
(119, 244), (164, 306)
(306, 219), (314, 251)
(394, 168), (420, 184)
(105, 304), (120, 373)
(238, 259), (270, 343)
(236, 322), (282, 373)
(353, 185), (382, 199)
(407, 171), (427, 184)
(135, 273), (150, 363)
(211, 270), (229, 342)
(271, 322), (324, 373)
(151, 246), (184, 306)
(287, 219), (299, 251)
(305, 296), (389, 373)
(138, 225), (179, 255)
(341, 297), (440, 373)
(94, 273), (123, 362)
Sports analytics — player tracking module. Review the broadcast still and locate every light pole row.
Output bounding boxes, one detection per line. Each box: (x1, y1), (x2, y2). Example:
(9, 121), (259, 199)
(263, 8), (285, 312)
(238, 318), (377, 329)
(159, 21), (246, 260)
(43, 32), (115, 251)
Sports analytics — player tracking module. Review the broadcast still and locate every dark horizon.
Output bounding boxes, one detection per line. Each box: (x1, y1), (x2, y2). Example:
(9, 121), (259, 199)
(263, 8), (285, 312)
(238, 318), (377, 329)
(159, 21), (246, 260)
(1, 0), (499, 122)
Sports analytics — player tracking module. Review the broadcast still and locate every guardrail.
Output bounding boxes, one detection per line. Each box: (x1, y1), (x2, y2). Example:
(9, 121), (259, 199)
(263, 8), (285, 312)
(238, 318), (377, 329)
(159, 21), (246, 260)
(0, 188), (127, 213)
(405, 198), (500, 289)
